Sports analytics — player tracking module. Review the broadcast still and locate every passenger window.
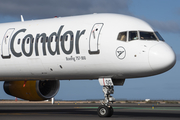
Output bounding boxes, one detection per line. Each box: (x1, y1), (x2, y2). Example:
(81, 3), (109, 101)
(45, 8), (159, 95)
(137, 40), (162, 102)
(60, 36), (63, 41)
(65, 35), (68, 41)
(18, 39), (21, 44)
(22, 39), (25, 44)
(41, 37), (43, 43)
(55, 36), (58, 42)
(32, 38), (34, 43)
(129, 31), (138, 41)
(117, 32), (127, 42)
(36, 38), (39, 43)
(51, 37), (53, 42)
(71, 35), (73, 41)
(27, 38), (30, 44)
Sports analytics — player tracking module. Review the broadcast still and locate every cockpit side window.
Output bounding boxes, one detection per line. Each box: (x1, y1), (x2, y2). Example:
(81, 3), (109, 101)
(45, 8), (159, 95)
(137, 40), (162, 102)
(129, 31), (138, 41)
(155, 32), (164, 41)
(117, 32), (127, 42)
(140, 32), (157, 40)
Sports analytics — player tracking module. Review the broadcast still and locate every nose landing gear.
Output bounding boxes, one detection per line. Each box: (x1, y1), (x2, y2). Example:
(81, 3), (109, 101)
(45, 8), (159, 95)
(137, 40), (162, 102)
(97, 78), (115, 117)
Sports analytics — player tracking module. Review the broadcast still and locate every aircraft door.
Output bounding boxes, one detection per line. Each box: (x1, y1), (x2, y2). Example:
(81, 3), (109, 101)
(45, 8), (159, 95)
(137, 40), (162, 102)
(89, 23), (103, 54)
(1, 28), (15, 58)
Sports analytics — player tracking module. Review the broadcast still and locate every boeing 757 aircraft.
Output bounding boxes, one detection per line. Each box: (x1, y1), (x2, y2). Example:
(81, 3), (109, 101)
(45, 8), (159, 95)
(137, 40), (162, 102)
(0, 13), (176, 117)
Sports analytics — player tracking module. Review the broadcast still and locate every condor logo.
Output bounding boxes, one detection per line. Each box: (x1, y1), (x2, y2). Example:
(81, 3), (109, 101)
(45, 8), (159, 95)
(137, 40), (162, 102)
(116, 46), (126, 59)
(1, 26), (86, 59)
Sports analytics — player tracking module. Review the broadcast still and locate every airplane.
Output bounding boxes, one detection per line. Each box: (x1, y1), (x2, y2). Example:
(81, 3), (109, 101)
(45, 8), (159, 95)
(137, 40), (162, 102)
(0, 13), (176, 117)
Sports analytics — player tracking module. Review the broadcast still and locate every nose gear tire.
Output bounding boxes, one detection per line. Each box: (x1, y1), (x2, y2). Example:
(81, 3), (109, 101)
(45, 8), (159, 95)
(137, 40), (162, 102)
(97, 105), (113, 117)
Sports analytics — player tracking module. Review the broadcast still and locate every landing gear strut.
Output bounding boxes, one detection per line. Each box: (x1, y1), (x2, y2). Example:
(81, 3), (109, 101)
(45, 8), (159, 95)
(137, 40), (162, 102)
(97, 78), (115, 117)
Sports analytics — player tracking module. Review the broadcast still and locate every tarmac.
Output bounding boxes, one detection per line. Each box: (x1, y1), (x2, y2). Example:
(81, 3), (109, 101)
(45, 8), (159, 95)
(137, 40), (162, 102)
(0, 102), (180, 120)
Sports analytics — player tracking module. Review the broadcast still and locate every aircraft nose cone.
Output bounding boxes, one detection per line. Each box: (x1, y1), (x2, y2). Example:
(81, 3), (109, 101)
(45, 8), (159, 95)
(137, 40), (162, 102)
(149, 42), (176, 73)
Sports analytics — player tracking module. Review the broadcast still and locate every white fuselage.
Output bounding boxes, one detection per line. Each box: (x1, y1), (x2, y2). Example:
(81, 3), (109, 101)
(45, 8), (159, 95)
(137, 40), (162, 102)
(0, 14), (176, 81)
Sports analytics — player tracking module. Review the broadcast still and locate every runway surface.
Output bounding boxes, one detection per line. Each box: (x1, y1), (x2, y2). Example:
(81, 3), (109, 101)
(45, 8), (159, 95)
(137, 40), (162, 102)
(0, 103), (180, 120)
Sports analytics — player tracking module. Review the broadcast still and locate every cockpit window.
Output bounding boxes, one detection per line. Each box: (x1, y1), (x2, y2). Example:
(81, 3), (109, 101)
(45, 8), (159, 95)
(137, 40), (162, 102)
(117, 32), (127, 42)
(155, 32), (164, 41)
(117, 31), (162, 42)
(129, 31), (138, 41)
(140, 32), (157, 40)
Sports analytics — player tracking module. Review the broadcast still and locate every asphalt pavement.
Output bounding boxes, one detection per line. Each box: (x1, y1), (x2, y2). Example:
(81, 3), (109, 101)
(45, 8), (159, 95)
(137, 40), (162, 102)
(0, 103), (180, 120)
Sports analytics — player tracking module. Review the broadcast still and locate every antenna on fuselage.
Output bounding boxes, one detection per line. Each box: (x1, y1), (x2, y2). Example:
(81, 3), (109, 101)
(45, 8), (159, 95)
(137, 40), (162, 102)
(21, 15), (24, 22)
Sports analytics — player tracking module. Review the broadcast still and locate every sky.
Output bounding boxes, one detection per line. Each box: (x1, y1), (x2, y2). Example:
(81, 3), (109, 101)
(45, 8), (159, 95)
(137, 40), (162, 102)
(0, 0), (180, 100)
